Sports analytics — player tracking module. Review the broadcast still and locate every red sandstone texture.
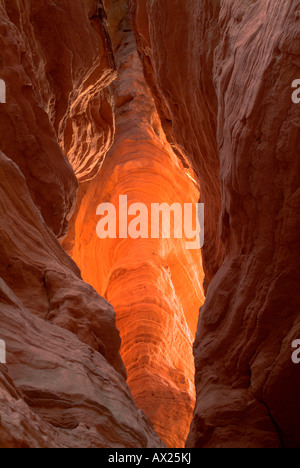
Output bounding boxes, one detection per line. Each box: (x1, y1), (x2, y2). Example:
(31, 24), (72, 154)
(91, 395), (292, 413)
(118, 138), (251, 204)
(129, 0), (300, 448)
(0, 0), (163, 448)
(0, 0), (116, 238)
(1, 0), (299, 450)
(64, 0), (205, 447)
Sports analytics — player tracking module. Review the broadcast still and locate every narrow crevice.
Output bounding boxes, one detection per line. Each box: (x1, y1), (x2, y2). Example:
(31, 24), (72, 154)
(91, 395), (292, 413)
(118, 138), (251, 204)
(264, 403), (285, 448)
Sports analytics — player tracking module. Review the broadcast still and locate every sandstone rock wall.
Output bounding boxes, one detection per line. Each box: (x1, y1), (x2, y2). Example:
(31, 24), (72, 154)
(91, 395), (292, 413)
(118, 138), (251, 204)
(0, 0), (116, 238)
(1, 0), (299, 449)
(64, 0), (205, 447)
(129, 0), (300, 448)
(0, 0), (163, 448)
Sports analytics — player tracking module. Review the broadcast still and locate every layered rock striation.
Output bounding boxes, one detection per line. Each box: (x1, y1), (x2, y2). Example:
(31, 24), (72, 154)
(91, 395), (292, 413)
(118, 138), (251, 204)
(0, 0), (116, 238)
(129, 0), (300, 448)
(1, 0), (299, 450)
(0, 0), (163, 449)
(64, 0), (205, 448)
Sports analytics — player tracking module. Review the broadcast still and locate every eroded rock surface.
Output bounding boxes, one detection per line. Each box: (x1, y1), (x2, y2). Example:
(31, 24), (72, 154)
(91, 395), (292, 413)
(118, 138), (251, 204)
(0, 148), (164, 448)
(1, 0), (299, 450)
(0, 274), (162, 448)
(0, 0), (163, 449)
(129, 0), (300, 448)
(63, 0), (205, 448)
(0, 0), (116, 238)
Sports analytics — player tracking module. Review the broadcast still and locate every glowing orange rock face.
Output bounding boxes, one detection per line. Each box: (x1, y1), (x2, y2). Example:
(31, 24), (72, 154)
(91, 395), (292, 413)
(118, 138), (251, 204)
(129, 0), (300, 448)
(0, 0), (164, 448)
(65, 28), (205, 447)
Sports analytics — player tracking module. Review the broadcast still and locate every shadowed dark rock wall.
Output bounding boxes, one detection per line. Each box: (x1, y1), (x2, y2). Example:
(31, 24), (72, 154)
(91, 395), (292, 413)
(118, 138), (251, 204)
(129, 0), (300, 448)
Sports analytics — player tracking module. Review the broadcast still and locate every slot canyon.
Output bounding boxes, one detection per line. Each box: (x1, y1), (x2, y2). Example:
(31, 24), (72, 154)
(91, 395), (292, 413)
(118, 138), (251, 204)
(0, 0), (299, 450)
